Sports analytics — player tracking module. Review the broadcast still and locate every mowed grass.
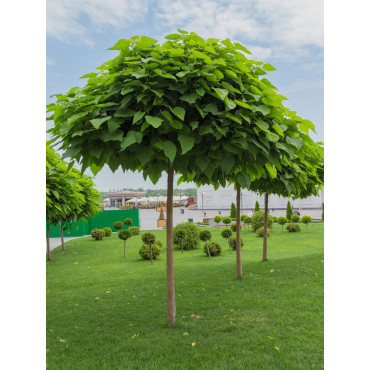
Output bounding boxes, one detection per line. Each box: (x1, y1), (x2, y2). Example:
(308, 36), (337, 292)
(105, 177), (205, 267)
(47, 223), (324, 369)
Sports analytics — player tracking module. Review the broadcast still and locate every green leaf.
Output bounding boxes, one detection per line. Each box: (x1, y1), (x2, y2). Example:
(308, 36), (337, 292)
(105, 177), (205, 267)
(163, 140), (177, 162)
(234, 100), (251, 109)
(286, 136), (303, 151)
(109, 39), (130, 50)
(220, 154), (234, 174)
(265, 163), (277, 178)
(165, 33), (182, 40)
(199, 125), (214, 135)
(253, 105), (270, 116)
(196, 88), (205, 97)
(180, 93), (199, 104)
(133, 111), (145, 124)
(225, 113), (241, 124)
(90, 116), (111, 129)
(145, 116), (163, 128)
(169, 107), (185, 121)
(302, 119), (316, 131)
(67, 112), (88, 125)
(234, 42), (251, 54)
(90, 163), (104, 176)
(298, 123), (309, 134)
(177, 29), (188, 34)
(176, 71), (189, 78)
(196, 156), (210, 171)
(154, 69), (177, 80)
(178, 135), (195, 154)
(137, 146), (154, 166)
(255, 119), (269, 132)
(225, 69), (237, 79)
(275, 142), (295, 157)
(265, 131), (280, 142)
(236, 61), (250, 73)
(262, 63), (276, 71)
(203, 103), (219, 115)
(212, 88), (228, 100)
(221, 82), (241, 94)
(190, 121), (199, 130)
(224, 97), (236, 109)
(120, 131), (143, 151)
(272, 124), (284, 137)
(121, 86), (134, 95)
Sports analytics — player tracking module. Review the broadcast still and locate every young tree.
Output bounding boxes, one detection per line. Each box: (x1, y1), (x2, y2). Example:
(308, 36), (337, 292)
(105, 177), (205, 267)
(230, 202), (236, 218)
(213, 215), (222, 227)
(254, 201), (260, 212)
(199, 230), (212, 259)
(118, 230), (131, 258)
(222, 217), (232, 228)
(277, 216), (288, 232)
(221, 228), (233, 253)
(286, 201), (293, 221)
(174, 229), (185, 253)
(142, 232), (156, 265)
(47, 30), (323, 322)
(301, 215), (312, 231)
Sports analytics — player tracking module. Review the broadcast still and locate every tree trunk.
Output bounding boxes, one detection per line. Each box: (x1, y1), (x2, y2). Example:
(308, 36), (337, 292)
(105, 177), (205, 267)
(236, 185), (242, 279)
(124, 240), (126, 258)
(262, 193), (268, 262)
(150, 244), (153, 265)
(47, 223), (51, 261)
(60, 222), (65, 251)
(206, 240), (211, 259)
(166, 164), (176, 327)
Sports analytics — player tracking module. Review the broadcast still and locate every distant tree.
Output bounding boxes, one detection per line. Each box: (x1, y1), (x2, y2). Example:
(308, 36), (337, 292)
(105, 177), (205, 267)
(301, 215), (312, 231)
(254, 201), (260, 212)
(286, 201), (292, 220)
(230, 202), (236, 218)
(221, 228), (233, 253)
(213, 215), (222, 227)
(199, 230), (212, 259)
(222, 217), (232, 228)
(291, 214), (300, 222)
(118, 230), (131, 258)
(277, 216), (288, 232)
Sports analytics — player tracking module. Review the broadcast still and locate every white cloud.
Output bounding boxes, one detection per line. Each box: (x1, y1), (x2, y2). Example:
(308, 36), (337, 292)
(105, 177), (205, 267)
(47, 0), (150, 45)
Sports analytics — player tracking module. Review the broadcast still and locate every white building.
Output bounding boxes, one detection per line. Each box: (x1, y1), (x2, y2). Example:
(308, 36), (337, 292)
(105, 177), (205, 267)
(197, 185), (324, 212)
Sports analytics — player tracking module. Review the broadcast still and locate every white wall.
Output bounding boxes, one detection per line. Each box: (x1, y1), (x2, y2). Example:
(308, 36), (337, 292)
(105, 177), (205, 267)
(197, 185), (324, 210)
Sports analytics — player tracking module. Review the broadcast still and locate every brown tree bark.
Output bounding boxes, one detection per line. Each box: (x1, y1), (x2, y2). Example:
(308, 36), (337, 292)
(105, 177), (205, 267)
(47, 223), (51, 261)
(262, 193), (268, 262)
(236, 185), (242, 279)
(60, 222), (65, 251)
(206, 240), (211, 259)
(166, 164), (176, 327)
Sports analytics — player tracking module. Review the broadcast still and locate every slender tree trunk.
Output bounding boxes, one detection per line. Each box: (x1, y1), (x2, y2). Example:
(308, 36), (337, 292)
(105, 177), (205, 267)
(236, 185), (242, 279)
(124, 240), (126, 258)
(166, 164), (176, 327)
(150, 244), (153, 265)
(206, 240), (211, 259)
(60, 222), (65, 251)
(262, 193), (268, 262)
(47, 223), (51, 261)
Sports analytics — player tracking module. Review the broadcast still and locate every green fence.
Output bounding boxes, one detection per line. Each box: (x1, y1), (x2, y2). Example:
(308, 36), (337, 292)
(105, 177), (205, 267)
(47, 209), (140, 238)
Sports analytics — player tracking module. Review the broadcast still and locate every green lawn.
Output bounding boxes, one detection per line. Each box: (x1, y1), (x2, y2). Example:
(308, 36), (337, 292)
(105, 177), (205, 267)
(47, 224), (324, 369)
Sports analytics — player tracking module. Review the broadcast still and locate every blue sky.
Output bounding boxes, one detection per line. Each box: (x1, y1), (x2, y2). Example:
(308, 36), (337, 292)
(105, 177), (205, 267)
(46, 0), (323, 191)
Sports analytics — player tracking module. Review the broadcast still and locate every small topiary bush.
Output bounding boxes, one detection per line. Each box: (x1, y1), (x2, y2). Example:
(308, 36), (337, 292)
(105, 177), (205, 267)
(251, 211), (273, 231)
(129, 226), (140, 236)
(291, 214), (300, 222)
(142, 232), (156, 245)
(155, 240), (163, 248)
(103, 227), (112, 237)
(301, 215), (312, 231)
(273, 216), (278, 222)
(213, 215), (222, 225)
(231, 223), (241, 232)
(118, 229), (131, 240)
(221, 228), (232, 240)
(124, 218), (133, 227)
(173, 222), (200, 250)
(222, 216), (232, 227)
(91, 228), (105, 240)
(277, 216), (288, 232)
(286, 223), (301, 232)
(113, 221), (123, 231)
(256, 227), (271, 237)
(203, 241), (222, 256)
(229, 236), (244, 250)
(139, 243), (161, 260)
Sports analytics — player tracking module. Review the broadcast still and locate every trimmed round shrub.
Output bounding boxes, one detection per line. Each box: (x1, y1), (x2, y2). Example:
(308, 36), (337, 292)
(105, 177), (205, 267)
(113, 221), (123, 231)
(91, 228), (105, 240)
(213, 215), (222, 224)
(103, 227), (112, 237)
(251, 211), (273, 231)
(231, 223), (241, 232)
(142, 232), (156, 245)
(173, 222), (200, 250)
(221, 228), (232, 239)
(277, 216), (288, 225)
(256, 227), (271, 237)
(286, 223), (301, 232)
(273, 216), (278, 222)
(118, 229), (131, 240)
(199, 230), (212, 241)
(291, 214), (300, 222)
(301, 215), (312, 224)
(244, 216), (252, 224)
(155, 240), (163, 248)
(124, 218), (133, 226)
(222, 216), (232, 226)
(203, 241), (222, 256)
(129, 226), (140, 236)
(139, 243), (161, 260)
(229, 236), (244, 250)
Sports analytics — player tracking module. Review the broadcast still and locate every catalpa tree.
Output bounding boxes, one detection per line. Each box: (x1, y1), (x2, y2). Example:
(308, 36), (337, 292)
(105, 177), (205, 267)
(47, 30), (319, 326)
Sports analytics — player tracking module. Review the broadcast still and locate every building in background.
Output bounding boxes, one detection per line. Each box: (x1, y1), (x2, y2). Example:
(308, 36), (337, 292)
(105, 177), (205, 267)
(107, 190), (146, 207)
(197, 185), (324, 212)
